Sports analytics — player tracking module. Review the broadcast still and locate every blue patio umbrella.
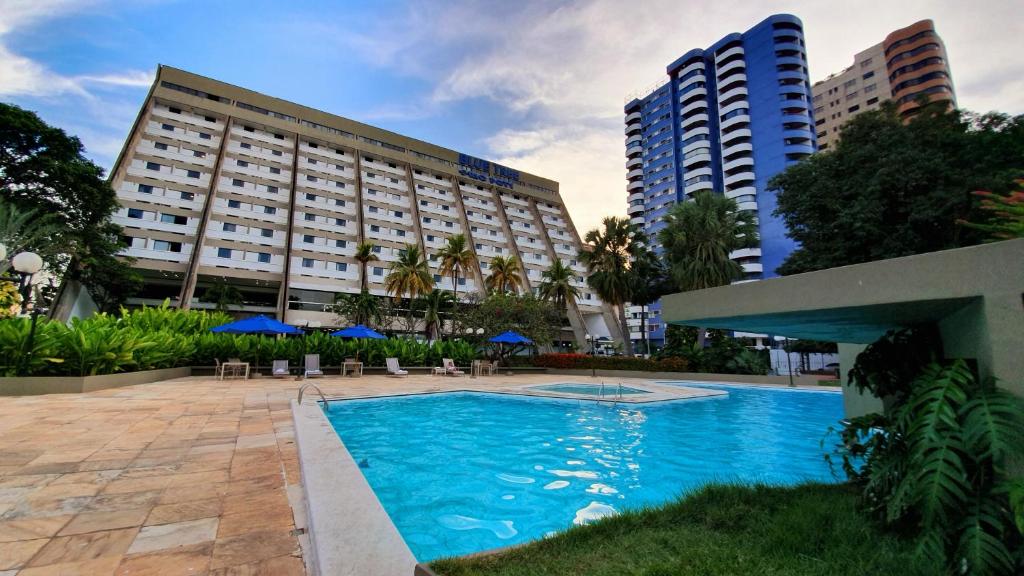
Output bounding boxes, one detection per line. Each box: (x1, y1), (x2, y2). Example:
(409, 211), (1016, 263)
(488, 330), (533, 345)
(209, 315), (302, 373)
(330, 324), (386, 339)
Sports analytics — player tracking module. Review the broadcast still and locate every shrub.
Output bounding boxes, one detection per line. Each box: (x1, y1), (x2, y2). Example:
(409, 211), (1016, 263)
(533, 353), (689, 373)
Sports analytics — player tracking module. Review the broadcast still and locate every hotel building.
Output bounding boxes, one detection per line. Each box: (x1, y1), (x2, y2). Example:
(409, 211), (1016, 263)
(812, 19), (955, 150)
(109, 66), (620, 344)
(624, 14), (817, 347)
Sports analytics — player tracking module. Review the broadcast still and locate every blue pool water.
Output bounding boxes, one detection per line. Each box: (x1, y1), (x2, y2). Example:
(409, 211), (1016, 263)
(529, 383), (650, 395)
(324, 384), (844, 561)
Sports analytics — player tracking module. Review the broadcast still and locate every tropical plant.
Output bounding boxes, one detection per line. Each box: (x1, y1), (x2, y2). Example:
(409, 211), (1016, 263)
(460, 292), (562, 352)
(657, 192), (758, 347)
(484, 255), (523, 294)
(419, 289), (455, 341)
(579, 216), (642, 356)
(625, 239), (671, 357)
(332, 289), (382, 327)
(958, 179), (1024, 241)
(384, 244), (433, 333)
(0, 316), (64, 376)
(436, 233), (476, 303)
(537, 258), (580, 312)
(353, 242), (381, 291)
(0, 281), (22, 318)
(199, 280), (244, 313)
(829, 328), (1024, 575)
(0, 199), (61, 276)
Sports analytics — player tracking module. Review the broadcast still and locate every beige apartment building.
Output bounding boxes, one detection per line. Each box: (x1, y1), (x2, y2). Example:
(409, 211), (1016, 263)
(108, 66), (620, 345)
(812, 19), (955, 150)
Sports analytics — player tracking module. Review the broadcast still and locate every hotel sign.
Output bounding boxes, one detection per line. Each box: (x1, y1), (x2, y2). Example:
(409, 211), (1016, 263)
(458, 153), (520, 190)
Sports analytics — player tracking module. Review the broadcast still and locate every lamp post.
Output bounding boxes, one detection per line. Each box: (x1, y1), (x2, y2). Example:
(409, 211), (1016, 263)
(585, 332), (596, 378)
(12, 252), (44, 377)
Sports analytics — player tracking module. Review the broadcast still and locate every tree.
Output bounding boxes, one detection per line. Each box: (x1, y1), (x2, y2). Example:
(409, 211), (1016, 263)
(0, 103), (140, 309)
(579, 216), (643, 356)
(353, 242), (380, 291)
(0, 199), (61, 276)
(484, 255), (523, 294)
(460, 292), (562, 354)
(436, 233), (476, 303)
(419, 289), (454, 341)
(958, 179), (1024, 241)
(384, 244), (433, 332)
(658, 192), (758, 348)
(772, 101), (1024, 275)
(200, 280), (243, 313)
(332, 290), (381, 327)
(627, 243), (673, 356)
(537, 258), (580, 313)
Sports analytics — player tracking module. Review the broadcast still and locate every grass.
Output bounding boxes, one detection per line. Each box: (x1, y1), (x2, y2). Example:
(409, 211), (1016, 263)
(429, 483), (940, 576)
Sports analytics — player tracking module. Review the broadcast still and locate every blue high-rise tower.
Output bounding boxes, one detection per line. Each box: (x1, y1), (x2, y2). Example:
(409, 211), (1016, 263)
(624, 14), (817, 349)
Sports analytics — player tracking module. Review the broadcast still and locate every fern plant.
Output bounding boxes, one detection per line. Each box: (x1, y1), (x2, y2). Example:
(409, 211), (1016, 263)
(831, 328), (1024, 575)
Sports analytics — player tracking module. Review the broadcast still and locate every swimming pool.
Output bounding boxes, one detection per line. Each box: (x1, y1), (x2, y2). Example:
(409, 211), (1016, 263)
(528, 383), (651, 396)
(324, 384), (844, 561)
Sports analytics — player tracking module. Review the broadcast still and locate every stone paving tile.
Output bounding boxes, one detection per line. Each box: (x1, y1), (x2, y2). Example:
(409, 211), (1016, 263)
(0, 372), (678, 574)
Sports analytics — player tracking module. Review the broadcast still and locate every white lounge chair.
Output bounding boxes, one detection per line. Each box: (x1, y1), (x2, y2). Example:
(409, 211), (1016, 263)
(272, 360), (290, 378)
(442, 358), (464, 376)
(304, 354), (324, 378)
(385, 357), (408, 377)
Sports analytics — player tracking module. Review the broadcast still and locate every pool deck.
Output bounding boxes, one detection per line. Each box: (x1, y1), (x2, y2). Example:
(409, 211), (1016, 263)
(0, 373), (830, 575)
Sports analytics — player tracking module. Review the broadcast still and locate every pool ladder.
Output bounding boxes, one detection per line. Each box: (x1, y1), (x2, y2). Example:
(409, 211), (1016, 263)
(598, 381), (624, 402)
(297, 382), (329, 408)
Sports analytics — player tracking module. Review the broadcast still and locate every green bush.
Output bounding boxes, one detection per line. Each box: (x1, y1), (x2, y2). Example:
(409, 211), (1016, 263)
(533, 353), (689, 372)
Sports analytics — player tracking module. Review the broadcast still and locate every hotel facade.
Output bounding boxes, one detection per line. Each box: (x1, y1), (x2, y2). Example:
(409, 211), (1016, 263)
(109, 66), (620, 344)
(624, 14), (817, 347)
(812, 19), (956, 150)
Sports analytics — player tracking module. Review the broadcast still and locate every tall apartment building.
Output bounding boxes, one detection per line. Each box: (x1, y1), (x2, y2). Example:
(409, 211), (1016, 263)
(109, 66), (621, 345)
(624, 14), (817, 347)
(812, 19), (955, 150)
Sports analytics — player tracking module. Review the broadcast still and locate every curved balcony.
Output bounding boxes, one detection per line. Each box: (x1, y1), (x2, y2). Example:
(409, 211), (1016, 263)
(682, 150), (712, 168)
(681, 112), (709, 131)
(678, 87), (707, 104)
(719, 114), (751, 131)
(682, 125), (710, 141)
(784, 142), (816, 156)
(775, 55), (806, 69)
(676, 60), (705, 79)
(718, 85), (748, 103)
(630, 215), (645, 226)
(715, 45), (745, 63)
(682, 138), (711, 155)
(741, 262), (763, 273)
(722, 156), (754, 172)
(686, 164), (713, 179)
(716, 58), (746, 78)
(725, 186), (757, 200)
(724, 171), (755, 187)
(778, 83), (810, 99)
(729, 247), (762, 259)
(720, 127), (752, 145)
(774, 41), (804, 55)
(627, 180), (644, 191)
(684, 179), (714, 196)
(722, 141), (753, 157)
(773, 27), (804, 42)
(678, 74), (706, 93)
(781, 112), (811, 125)
(627, 168), (644, 180)
(625, 134), (642, 147)
(624, 121), (641, 135)
(628, 191), (644, 203)
(681, 98), (709, 116)
(627, 203), (645, 216)
(626, 156), (642, 170)
(625, 111), (641, 123)
(626, 145), (643, 158)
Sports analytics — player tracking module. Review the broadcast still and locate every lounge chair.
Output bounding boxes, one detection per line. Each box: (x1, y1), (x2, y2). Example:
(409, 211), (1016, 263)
(442, 358), (464, 377)
(304, 354), (324, 378)
(272, 360), (290, 378)
(385, 357), (408, 377)
(479, 360), (496, 376)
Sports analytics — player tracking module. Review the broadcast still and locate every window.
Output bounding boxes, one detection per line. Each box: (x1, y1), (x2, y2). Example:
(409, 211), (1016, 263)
(848, 105), (860, 113)
(228, 200), (241, 209)
(305, 213), (316, 221)
(168, 106), (181, 114)
(257, 253), (271, 264)
(138, 184), (153, 194)
(153, 240), (182, 252)
(843, 79), (857, 89)
(267, 185), (279, 193)
(335, 262), (347, 272)
(204, 116), (215, 122)
(433, 274), (442, 283)
(193, 150), (206, 158)
(261, 228), (273, 238)
(423, 217), (432, 223)
(272, 150), (282, 156)
(336, 239), (347, 248)
(180, 191), (195, 201)
(426, 234), (434, 241)
(160, 213), (187, 225)
(369, 206), (379, 213)
(306, 193), (318, 201)
(458, 278), (466, 286)
(335, 199), (345, 207)
(308, 142), (318, 149)
(232, 179), (244, 187)
(154, 142), (168, 150)
(240, 142), (251, 149)
(146, 162), (161, 171)
(186, 170), (200, 178)
(274, 134), (284, 140)
(306, 175), (317, 182)
(864, 84), (877, 93)
(862, 71), (875, 79)
(420, 200), (428, 206)
(866, 97), (879, 105)
(218, 247), (232, 259)
(244, 126), (255, 132)
(127, 208), (144, 219)
(223, 223), (237, 232)
(264, 206), (277, 215)
(269, 167), (280, 174)
(335, 181), (345, 188)
(161, 123), (174, 131)
(396, 230), (406, 237)
(393, 211), (403, 218)
(199, 132), (211, 140)
(861, 57), (873, 67)
(370, 225), (380, 232)
(302, 258), (314, 268)
(372, 267), (383, 276)
(308, 158), (318, 165)
(335, 218), (346, 226)
(444, 221), (453, 228)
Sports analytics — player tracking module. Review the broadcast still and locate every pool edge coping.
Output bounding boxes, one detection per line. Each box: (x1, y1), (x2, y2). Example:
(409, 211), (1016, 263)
(291, 398), (418, 576)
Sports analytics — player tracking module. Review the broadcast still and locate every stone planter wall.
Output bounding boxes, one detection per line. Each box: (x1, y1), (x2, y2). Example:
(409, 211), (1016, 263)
(0, 367), (192, 396)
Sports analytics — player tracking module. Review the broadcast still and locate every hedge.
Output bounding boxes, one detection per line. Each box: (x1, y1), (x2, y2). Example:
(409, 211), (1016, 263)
(533, 353), (689, 372)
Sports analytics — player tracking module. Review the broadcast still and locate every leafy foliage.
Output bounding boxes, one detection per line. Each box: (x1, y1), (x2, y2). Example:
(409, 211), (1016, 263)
(199, 280), (244, 313)
(958, 179), (1024, 241)
(484, 255), (523, 294)
(436, 233), (476, 304)
(331, 289), (382, 327)
(460, 292), (562, 351)
(579, 216), (646, 356)
(659, 326), (769, 375)
(829, 329), (1024, 575)
(772, 102), (1024, 275)
(532, 353), (688, 373)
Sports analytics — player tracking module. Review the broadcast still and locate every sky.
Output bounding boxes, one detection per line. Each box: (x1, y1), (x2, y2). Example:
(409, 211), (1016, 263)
(2, 0), (1022, 233)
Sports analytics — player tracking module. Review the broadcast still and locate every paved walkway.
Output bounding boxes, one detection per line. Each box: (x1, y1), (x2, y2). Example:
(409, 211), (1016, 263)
(0, 373), (826, 574)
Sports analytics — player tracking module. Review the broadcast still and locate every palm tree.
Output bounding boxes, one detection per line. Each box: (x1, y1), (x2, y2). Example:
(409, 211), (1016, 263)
(484, 255), (523, 294)
(538, 258), (581, 312)
(200, 279), (243, 313)
(419, 289), (455, 341)
(436, 234), (477, 302)
(627, 245), (672, 357)
(578, 216), (641, 356)
(332, 289), (381, 327)
(658, 191), (758, 346)
(353, 242), (380, 291)
(384, 244), (433, 333)
(0, 199), (60, 275)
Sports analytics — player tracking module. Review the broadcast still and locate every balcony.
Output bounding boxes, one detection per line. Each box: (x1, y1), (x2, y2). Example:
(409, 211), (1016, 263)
(681, 112), (709, 131)
(678, 87), (707, 104)
(722, 156), (754, 172)
(736, 200), (759, 212)
(716, 58), (746, 78)
(718, 85), (748, 103)
(626, 145), (643, 158)
(729, 247), (762, 259)
(681, 98), (709, 116)
(625, 111), (641, 123)
(741, 262), (763, 274)
(682, 150), (712, 168)
(630, 215), (645, 226)
(626, 156), (642, 170)
(684, 179), (714, 195)
(715, 45), (745, 63)
(627, 203), (644, 216)
(626, 168), (645, 181)
(625, 134), (642, 147)
(624, 122), (641, 135)
(627, 180), (644, 191)
(720, 127), (752, 145)
(628, 191), (644, 203)
(725, 186), (757, 200)
(676, 60), (705, 78)
(719, 114), (751, 131)
(724, 171), (755, 187)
